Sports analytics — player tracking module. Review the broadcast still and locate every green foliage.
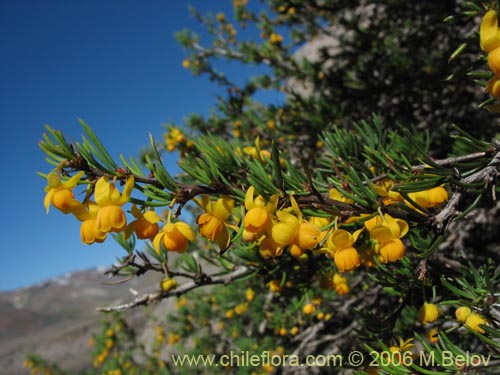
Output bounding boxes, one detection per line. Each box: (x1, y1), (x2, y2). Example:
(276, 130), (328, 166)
(34, 1), (500, 374)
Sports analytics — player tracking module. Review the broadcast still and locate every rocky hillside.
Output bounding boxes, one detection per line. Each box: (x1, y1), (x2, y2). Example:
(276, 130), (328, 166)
(0, 267), (162, 374)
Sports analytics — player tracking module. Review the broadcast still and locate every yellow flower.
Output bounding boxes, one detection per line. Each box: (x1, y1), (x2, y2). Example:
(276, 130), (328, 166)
(271, 210), (300, 245)
(417, 303), (440, 324)
(243, 137), (271, 162)
(309, 216), (330, 243)
(259, 235), (283, 258)
(366, 213), (408, 263)
(44, 171), (85, 213)
(464, 313), (488, 333)
(332, 273), (347, 285)
(79, 205), (107, 244)
(94, 176), (134, 233)
(486, 75), (500, 99)
(195, 195), (234, 250)
(335, 283), (350, 295)
(168, 332), (181, 346)
(328, 188), (353, 203)
(373, 179), (404, 205)
(455, 306), (472, 322)
(216, 12), (225, 22)
(243, 186), (278, 240)
(271, 196), (321, 256)
(480, 10), (500, 52)
(268, 33), (283, 45)
(325, 228), (362, 272)
(302, 303), (316, 315)
(153, 221), (195, 254)
(160, 276), (177, 292)
(182, 59), (190, 69)
(234, 303), (248, 315)
(407, 186), (448, 209)
(332, 273), (350, 295)
(427, 327), (439, 344)
(164, 127), (186, 152)
(125, 205), (160, 240)
(295, 222), (321, 251)
(246, 288), (255, 302)
(394, 337), (416, 352)
(334, 248), (361, 273)
(488, 46), (500, 75)
(267, 279), (282, 292)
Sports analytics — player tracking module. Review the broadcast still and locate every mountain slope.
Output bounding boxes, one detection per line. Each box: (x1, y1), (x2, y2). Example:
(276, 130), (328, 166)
(0, 267), (160, 374)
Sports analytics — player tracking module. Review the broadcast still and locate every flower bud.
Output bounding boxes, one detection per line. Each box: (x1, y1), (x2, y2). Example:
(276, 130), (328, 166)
(417, 303), (440, 324)
(160, 277), (177, 292)
(455, 306), (471, 322)
(465, 313), (487, 333)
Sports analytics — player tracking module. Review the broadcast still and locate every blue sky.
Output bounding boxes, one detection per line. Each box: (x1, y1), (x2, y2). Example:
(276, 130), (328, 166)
(0, 0), (282, 290)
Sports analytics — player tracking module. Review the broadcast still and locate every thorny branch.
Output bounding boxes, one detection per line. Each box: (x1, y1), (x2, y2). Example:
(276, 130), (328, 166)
(96, 265), (253, 312)
(434, 148), (500, 231)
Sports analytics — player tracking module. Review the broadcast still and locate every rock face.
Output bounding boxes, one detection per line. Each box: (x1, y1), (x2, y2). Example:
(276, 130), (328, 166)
(0, 268), (159, 374)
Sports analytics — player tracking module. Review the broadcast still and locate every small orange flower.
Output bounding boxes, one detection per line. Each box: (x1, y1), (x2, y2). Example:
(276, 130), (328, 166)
(366, 213), (408, 263)
(72, 202), (107, 244)
(455, 306), (472, 322)
(488, 47), (500, 75)
(44, 171), (84, 214)
(195, 195), (235, 250)
(125, 205), (160, 240)
(427, 328), (439, 344)
(303, 303), (316, 315)
(324, 228), (362, 272)
(243, 186), (278, 241)
(160, 277), (177, 292)
(417, 303), (440, 324)
(407, 186), (448, 209)
(486, 75), (500, 99)
(94, 176), (134, 233)
(334, 248), (361, 273)
(464, 314), (488, 333)
(153, 221), (195, 254)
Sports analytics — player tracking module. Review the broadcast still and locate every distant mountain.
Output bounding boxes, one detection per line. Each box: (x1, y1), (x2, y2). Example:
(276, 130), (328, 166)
(0, 267), (161, 374)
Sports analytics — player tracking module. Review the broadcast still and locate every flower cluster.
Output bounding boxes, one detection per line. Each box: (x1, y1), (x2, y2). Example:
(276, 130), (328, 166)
(240, 181), (449, 276)
(243, 187), (322, 258)
(44, 173), (138, 244)
(44, 173), (194, 252)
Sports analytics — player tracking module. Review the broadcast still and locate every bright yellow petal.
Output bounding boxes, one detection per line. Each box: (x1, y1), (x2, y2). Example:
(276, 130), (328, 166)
(44, 191), (54, 213)
(245, 186), (256, 210)
(174, 221), (195, 241)
(396, 218), (409, 238)
(289, 195), (302, 221)
(480, 10), (500, 52)
(143, 210), (162, 224)
(212, 196), (234, 220)
(382, 214), (403, 238)
(369, 225), (393, 242)
(94, 177), (111, 206)
(153, 232), (164, 254)
(217, 226), (230, 251)
(272, 222), (298, 245)
(63, 171), (85, 188)
(329, 229), (354, 250)
(118, 176), (135, 205)
(266, 194), (279, 212)
(194, 195), (211, 213)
